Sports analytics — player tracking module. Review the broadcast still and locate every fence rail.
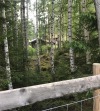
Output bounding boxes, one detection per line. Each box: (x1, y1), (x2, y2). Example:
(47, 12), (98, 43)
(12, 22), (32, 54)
(0, 74), (100, 110)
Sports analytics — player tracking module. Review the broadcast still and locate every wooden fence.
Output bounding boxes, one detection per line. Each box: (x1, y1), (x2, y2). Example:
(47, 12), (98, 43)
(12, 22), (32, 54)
(0, 63), (100, 111)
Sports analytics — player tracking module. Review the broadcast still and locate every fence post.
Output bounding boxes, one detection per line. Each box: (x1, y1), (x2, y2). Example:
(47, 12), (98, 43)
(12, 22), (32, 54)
(93, 63), (100, 111)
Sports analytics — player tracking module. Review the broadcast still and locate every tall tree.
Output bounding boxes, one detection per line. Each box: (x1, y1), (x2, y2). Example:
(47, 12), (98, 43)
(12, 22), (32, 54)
(57, 15), (61, 48)
(43, 0), (47, 42)
(26, 0), (29, 46)
(2, 0), (13, 89)
(47, 3), (51, 43)
(50, 0), (55, 76)
(58, 3), (62, 48)
(13, 0), (19, 69)
(36, 0), (41, 72)
(68, 0), (75, 72)
(94, 0), (100, 46)
(21, 0), (28, 70)
(81, 0), (91, 64)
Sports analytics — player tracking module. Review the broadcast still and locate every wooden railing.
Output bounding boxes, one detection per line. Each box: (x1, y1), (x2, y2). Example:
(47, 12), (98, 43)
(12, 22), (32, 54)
(0, 63), (100, 111)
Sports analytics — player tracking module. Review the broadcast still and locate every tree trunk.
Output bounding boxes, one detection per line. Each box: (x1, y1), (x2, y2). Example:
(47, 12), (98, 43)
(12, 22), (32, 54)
(26, 0), (29, 47)
(50, 0), (55, 76)
(43, 0), (47, 45)
(13, 1), (19, 70)
(61, 2), (64, 45)
(68, 0), (75, 72)
(57, 1), (62, 49)
(47, 5), (51, 44)
(57, 15), (61, 48)
(36, 0), (41, 72)
(2, 0), (13, 90)
(94, 0), (100, 46)
(81, 0), (91, 64)
(21, 0), (28, 70)
(59, 11), (62, 48)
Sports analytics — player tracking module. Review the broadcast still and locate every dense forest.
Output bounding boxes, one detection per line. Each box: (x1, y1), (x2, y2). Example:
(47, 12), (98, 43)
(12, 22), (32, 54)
(0, 0), (100, 111)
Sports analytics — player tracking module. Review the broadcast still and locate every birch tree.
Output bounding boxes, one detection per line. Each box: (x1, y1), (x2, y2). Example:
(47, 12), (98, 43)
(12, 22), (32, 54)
(50, 0), (55, 76)
(43, 0), (47, 43)
(36, 0), (41, 72)
(68, 0), (75, 72)
(2, 0), (13, 89)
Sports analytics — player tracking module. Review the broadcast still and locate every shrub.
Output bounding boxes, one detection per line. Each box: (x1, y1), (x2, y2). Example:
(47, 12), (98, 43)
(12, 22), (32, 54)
(28, 45), (36, 57)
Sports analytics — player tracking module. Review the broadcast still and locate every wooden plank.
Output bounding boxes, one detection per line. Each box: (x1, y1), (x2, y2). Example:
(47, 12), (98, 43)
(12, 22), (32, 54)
(93, 63), (100, 111)
(1, 75), (100, 110)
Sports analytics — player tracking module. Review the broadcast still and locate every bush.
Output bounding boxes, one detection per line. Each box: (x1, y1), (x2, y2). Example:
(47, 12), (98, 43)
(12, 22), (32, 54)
(40, 45), (51, 54)
(28, 45), (36, 57)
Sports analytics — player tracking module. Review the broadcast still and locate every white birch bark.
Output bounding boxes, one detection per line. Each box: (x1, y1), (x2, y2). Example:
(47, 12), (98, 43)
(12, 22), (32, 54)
(94, 0), (100, 46)
(43, 0), (47, 44)
(36, 0), (41, 72)
(50, 0), (55, 75)
(2, 0), (13, 89)
(81, 0), (91, 64)
(68, 0), (75, 72)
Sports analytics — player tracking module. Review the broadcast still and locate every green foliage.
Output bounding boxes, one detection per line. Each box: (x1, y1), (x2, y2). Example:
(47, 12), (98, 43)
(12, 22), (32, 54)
(80, 12), (97, 31)
(0, 66), (8, 90)
(63, 40), (87, 54)
(40, 45), (51, 54)
(11, 70), (52, 89)
(28, 20), (35, 40)
(28, 45), (36, 57)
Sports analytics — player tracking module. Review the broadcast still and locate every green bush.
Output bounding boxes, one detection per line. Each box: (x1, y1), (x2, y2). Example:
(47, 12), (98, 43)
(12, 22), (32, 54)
(40, 45), (51, 54)
(28, 45), (36, 57)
